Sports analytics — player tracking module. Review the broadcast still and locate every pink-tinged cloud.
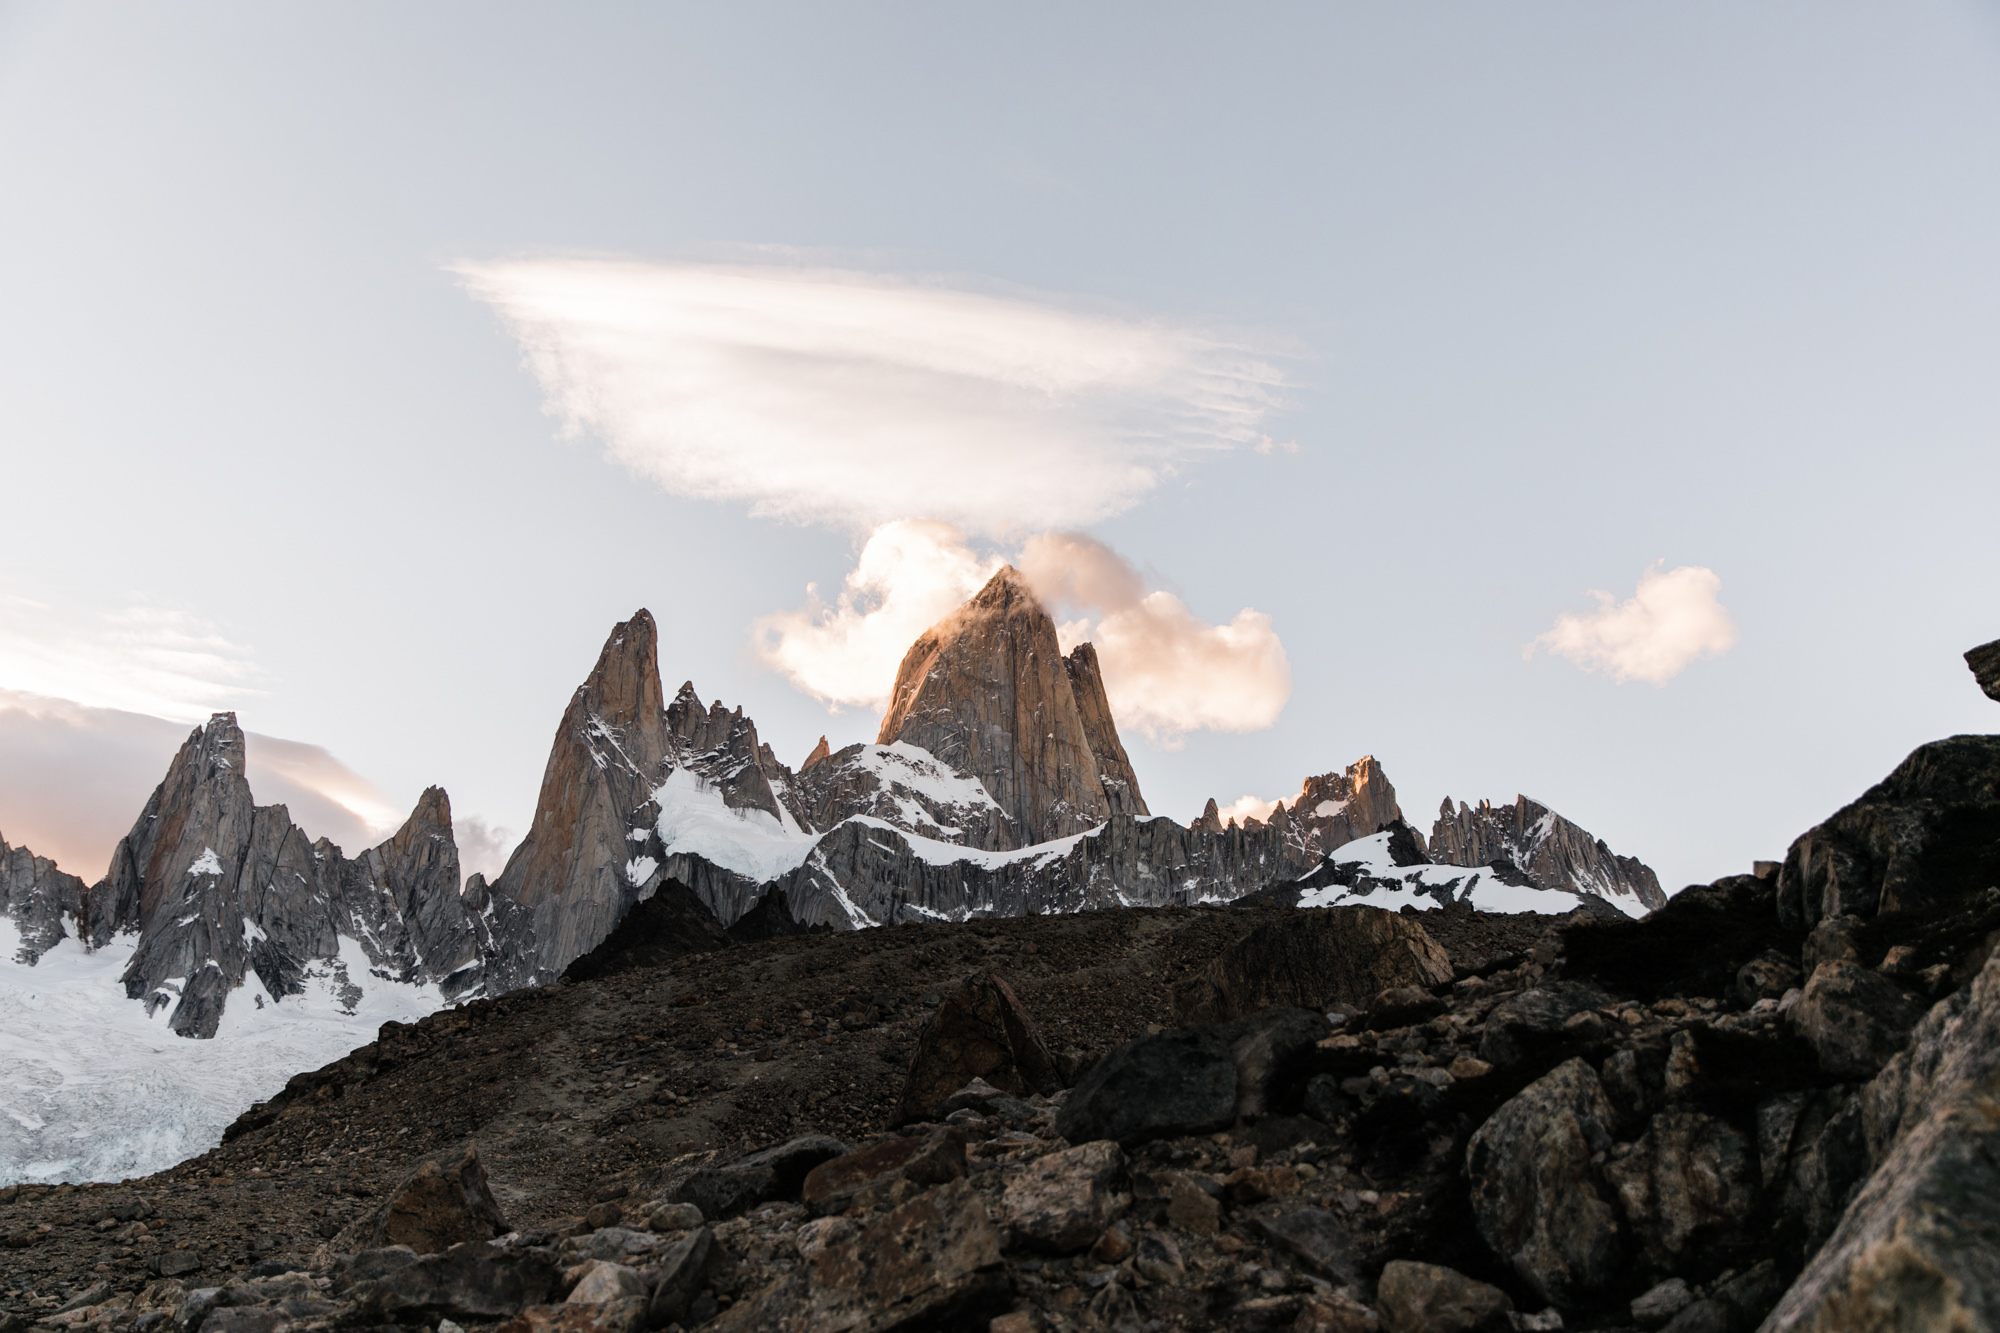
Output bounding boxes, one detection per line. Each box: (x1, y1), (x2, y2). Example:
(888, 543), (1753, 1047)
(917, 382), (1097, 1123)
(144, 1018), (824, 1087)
(455, 259), (1292, 537)
(758, 524), (1291, 747)
(1530, 562), (1739, 686)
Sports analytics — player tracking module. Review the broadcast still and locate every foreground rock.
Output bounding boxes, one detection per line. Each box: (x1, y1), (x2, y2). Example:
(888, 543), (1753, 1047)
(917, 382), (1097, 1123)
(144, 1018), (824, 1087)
(370, 1145), (508, 1253)
(1173, 904), (1454, 1024)
(892, 973), (1061, 1124)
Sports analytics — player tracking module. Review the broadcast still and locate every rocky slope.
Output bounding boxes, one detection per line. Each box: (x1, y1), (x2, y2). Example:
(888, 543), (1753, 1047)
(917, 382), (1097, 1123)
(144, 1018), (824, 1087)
(7, 705), (1998, 1331)
(1430, 796), (1668, 914)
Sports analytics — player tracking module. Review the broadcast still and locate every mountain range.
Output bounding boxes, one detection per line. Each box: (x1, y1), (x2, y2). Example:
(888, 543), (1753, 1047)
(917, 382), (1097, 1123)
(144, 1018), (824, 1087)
(1, 566), (1663, 1183)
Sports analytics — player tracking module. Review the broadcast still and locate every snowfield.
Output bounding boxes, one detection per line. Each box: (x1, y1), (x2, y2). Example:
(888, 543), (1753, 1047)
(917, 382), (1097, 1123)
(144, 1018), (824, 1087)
(0, 917), (446, 1187)
(1296, 831), (1648, 918)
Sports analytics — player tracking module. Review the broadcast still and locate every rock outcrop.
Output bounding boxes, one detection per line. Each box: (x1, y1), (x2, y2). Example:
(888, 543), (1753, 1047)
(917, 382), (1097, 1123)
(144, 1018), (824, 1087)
(1062, 642), (1149, 820)
(1966, 635), (2000, 702)
(489, 612), (675, 981)
(77, 713), (503, 1036)
(0, 833), (91, 963)
(875, 567), (1130, 847)
(1431, 794), (1667, 913)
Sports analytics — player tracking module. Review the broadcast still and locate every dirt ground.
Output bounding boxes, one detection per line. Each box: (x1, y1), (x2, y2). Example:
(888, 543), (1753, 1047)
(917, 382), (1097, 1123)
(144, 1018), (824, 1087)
(0, 900), (1554, 1312)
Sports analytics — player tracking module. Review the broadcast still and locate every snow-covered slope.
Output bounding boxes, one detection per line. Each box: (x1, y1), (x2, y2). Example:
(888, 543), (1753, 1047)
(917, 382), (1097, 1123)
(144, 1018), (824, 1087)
(0, 918), (445, 1186)
(1291, 830), (1646, 918)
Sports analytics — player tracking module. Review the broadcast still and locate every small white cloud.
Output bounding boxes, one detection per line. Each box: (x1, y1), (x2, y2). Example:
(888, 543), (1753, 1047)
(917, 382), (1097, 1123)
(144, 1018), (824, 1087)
(1251, 436), (1300, 456)
(753, 521), (1002, 707)
(453, 814), (515, 883)
(1529, 562), (1739, 686)
(454, 258), (1292, 537)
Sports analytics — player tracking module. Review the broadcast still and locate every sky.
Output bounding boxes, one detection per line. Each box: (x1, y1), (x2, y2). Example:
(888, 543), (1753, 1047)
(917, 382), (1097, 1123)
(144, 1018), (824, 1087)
(2, 3), (1998, 895)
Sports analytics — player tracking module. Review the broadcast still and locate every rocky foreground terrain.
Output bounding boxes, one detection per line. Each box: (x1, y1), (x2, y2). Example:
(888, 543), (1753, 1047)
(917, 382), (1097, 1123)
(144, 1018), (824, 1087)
(3, 644), (1995, 1333)
(6, 675), (2000, 1331)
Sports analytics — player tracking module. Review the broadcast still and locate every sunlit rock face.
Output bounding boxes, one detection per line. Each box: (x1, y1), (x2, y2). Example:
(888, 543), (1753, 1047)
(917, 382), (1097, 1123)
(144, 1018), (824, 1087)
(875, 566), (1133, 849)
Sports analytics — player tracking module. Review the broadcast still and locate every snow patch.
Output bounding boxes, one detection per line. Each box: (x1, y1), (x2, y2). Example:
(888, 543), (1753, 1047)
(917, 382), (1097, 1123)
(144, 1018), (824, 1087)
(188, 848), (224, 877)
(651, 767), (818, 883)
(0, 918), (447, 1187)
(1295, 832), (1594, 916)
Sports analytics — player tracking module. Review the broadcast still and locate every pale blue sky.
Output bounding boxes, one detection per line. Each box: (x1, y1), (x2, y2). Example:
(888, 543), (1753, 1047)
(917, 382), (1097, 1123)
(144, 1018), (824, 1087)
(2, 3), (1997, 892)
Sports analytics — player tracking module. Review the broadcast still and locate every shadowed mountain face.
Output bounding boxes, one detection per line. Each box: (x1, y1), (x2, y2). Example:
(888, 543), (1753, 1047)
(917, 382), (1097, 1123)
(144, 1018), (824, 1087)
(1430, 795), (1669, 914)
(1, 711), (504, 1038)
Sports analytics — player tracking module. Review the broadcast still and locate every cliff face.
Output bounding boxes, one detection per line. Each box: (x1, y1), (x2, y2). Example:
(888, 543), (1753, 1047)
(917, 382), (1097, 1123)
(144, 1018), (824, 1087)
(1430, 794), (1667, 913)
(6, 711), (507, 1037)
(489, 612), (674, 981)
(1062, 642), (1149, 819)
(876, 567), (1124, 847)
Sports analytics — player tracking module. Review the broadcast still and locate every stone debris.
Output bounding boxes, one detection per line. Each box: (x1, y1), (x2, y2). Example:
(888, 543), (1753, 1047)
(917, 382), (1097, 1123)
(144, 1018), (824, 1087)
(11, 716), (2000, 1333)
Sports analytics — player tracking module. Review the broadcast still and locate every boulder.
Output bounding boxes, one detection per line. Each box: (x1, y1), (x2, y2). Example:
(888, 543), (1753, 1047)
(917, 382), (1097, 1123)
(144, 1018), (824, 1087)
(369, 1146), (508, 1254)
(1465, 1057), (1623, 1306)
(1376, 1260), (1513, 1333)
(644, 1228), (714, 1326)
(800, 1130), (967, 1216)
(1764, 951), (2000, 1331)
(347, 1243), (559, 1323)
(1630, 1277), (1694, 1329)
(1172, 905), (1452, 1025)
(1220, 1007), (1332, 1118)
(1788, 961), (1926, 1077)
(1366, 985), (1447, 1030)
(1054, 1026), (1237, 1145)
(563, 1262), (645, 1305)
(1243, 1205), (1358, 1282)
(1965, 636), (2000, 702)
(798, 1179), (1011, 1331)
(892, 973), (1061, 1125)
(1477, 983), (1612, 1068)
(670, 1135), (850, 1220)
(1801, 915), (1863, 973)
(996, 1140), (1130, 1253)
(1732, 950), (1801, 1004)
(1601, 1111), (1759, 1271)
(1776, 734), (2000, 928)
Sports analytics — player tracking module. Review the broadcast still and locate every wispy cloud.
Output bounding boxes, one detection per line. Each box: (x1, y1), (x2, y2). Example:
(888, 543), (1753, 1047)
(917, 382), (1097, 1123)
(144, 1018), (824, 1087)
(0, 594), (263, 723)
(1214, 794), (1281, 825)
(758, 524), (1291, 746)
(1529, 562), (1739, 686)
(454, 259), (1292, 537)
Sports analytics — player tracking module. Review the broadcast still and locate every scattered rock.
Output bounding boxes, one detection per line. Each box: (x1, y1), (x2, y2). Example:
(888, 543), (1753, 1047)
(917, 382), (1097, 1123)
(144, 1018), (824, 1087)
(1055, 1024), (1237, 1144)
(1478, 984), (1611, 1068)
(564, 1261), (646, 1305)
(1602, 1111), (1759, 1271)
(1375, 1260), (1513, 1333)
(996, 1140), (1129, 1252)
(1172, 905), (1452, 1025)
(671, 1134), (849, 1220)
(1466, 1057), (1623, 1306)
(1789, 960), (1926, 1077)
(369, 1146), (508, 1254)
(893, 973), (1062, 1124)
(1732, 950), (1801, 1004)
(348, 1242), (559, 1323)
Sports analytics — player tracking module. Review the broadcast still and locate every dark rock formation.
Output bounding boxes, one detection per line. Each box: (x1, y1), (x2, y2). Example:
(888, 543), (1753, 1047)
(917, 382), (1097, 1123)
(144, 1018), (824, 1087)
(1966, 635), (2000, 702)
(369, 1145), (508, 1253)
(0, 833), (90, 963)
(893, 973), (1061, 1124)
(558, 881), (733, 983)
(1776, 733), (2000, 929)
(725, 888), (822, 943)
(1431, 794), (1666, 913)
(18, 711), (507, 1037)
(875, 567), (1119, 847)
(1171, 904), (1453, 1025)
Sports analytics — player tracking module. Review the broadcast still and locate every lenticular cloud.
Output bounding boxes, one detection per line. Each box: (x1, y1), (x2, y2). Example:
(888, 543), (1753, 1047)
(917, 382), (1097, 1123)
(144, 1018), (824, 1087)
(1530, 562), (1739, 686)
(454, 259), (1290, 536)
